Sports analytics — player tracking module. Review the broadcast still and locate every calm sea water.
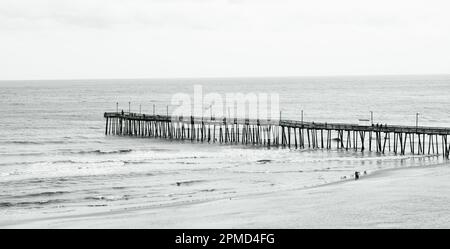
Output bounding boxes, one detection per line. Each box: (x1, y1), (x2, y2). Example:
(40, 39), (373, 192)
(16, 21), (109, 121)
(0, 75), (449, 216)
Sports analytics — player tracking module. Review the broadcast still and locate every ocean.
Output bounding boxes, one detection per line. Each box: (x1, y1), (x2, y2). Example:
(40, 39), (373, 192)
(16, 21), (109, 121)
(1, 75), (449, 218)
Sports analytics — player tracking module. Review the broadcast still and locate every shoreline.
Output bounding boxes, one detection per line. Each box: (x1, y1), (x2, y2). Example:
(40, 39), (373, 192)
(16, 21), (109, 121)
(2, 162), (449, 228)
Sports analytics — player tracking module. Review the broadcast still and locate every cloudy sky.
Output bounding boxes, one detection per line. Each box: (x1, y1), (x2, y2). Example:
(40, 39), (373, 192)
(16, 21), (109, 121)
(1, 0), (449, 80)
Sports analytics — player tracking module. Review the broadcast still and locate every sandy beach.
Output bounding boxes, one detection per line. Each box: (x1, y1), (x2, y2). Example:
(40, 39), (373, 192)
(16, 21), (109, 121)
(2, 164), (449, 229)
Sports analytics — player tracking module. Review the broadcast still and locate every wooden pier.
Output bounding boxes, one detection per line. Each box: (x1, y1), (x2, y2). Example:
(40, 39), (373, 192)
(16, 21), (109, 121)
(104, 112), (450, 159)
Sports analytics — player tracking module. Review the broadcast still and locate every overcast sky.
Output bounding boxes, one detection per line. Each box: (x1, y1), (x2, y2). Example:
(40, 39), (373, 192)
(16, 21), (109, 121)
(1, 0), (449, 80)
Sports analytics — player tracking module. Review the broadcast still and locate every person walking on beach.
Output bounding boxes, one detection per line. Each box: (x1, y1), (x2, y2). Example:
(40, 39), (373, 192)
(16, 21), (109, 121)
(355, 171), (360, 180)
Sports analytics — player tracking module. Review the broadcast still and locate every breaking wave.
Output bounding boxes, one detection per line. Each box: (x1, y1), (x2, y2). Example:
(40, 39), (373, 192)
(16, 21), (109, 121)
(0, 199), (67, 208)
(14, 191), (69, 198)
(68, 149), (133, 155)
(5, 140), (68, 145)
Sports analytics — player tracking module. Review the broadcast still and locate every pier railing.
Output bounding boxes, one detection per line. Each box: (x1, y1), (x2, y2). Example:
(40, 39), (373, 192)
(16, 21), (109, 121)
(104, 112), (450, 159)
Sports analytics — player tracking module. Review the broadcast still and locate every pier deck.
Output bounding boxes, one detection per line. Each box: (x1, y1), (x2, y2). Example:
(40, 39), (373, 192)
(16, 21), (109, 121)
(104, 112), (450, 159)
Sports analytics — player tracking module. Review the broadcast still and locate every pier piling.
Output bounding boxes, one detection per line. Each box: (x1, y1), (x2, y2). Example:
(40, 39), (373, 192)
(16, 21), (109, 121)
(104, 112), (450, 159)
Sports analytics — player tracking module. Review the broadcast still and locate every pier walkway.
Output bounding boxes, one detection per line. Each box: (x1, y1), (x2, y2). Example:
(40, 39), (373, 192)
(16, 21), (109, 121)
(104, 112), (450, 159)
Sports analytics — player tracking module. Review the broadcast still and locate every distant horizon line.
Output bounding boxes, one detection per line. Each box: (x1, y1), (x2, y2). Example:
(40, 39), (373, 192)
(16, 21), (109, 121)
(1, 73), (450, 82)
